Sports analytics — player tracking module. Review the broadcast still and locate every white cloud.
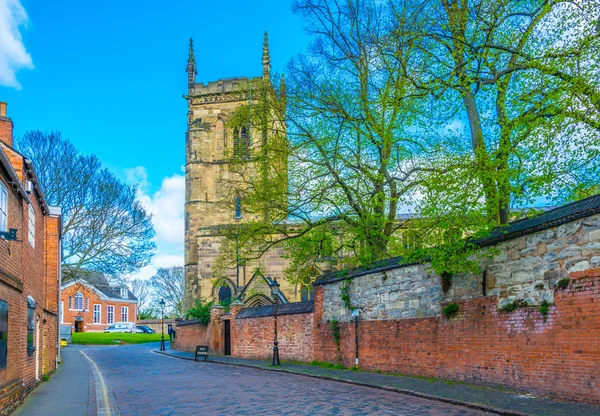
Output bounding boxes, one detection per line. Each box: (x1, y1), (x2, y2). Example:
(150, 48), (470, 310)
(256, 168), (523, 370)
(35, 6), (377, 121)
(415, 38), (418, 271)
(126, 167), (185, 281)
(0, 0), (33, 89)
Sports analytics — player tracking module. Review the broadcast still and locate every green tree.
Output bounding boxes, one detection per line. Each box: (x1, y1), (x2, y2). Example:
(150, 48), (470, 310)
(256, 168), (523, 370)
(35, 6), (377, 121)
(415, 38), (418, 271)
(216, 0), (438, 285)
(406, 0), (600, 226)
(16, 131), (156, 282)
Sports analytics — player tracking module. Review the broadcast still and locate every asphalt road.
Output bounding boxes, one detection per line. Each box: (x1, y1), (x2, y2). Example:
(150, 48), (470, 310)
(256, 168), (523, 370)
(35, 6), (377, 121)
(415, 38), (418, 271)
(16, 343), (490, 416)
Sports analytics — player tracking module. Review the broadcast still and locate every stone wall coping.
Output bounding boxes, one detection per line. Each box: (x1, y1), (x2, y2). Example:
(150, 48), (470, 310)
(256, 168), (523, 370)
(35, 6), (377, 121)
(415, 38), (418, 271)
(175, 319), (208, 327)
(137, 319), (176, 325)
(236, 301), (314, 319)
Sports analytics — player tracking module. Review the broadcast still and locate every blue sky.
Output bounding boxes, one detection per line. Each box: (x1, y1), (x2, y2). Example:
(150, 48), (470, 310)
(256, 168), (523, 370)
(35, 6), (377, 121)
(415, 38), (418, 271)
(0, 0), (310, 278)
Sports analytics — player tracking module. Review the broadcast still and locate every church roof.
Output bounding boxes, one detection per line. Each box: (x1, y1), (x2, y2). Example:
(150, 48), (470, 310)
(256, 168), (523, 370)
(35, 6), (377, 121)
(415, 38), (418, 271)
(315, 194), (600, 287)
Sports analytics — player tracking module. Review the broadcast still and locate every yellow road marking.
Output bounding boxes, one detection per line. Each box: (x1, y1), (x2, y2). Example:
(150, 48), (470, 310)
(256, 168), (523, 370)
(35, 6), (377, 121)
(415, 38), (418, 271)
(81, 350), (112, 416)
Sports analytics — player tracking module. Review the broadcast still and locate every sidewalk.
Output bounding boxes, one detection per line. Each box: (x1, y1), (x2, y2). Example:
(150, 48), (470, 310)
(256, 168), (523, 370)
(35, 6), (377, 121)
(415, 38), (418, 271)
(13, 346), (95, 416)
(155, 346), (600, 416)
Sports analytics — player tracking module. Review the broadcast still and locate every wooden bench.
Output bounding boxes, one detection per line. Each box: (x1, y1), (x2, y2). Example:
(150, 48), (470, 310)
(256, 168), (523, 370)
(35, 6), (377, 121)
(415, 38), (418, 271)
(194, 345), (209, 362)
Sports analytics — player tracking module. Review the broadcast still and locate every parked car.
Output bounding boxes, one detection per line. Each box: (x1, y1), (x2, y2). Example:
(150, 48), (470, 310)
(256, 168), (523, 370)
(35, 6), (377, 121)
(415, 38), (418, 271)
(104, 322), (141, 333)
(136, 325), (156, 334)
(60, 324), (72, 344)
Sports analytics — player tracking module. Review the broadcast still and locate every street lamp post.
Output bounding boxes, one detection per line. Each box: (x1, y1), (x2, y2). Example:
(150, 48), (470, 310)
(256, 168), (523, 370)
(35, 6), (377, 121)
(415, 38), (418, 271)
(270, 278), (281, 366)
(159, 299), (166, 351)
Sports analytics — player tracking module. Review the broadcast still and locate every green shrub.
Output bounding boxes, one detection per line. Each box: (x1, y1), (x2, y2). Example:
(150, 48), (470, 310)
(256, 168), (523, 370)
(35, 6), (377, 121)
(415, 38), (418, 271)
(557, 278), (570, 289)
(442, 302), (459, 319)
(500, 301), (518, 313)
(185, 299), (213, 324)
(329, 320), (341, 346)
(538, 300), (551, 316)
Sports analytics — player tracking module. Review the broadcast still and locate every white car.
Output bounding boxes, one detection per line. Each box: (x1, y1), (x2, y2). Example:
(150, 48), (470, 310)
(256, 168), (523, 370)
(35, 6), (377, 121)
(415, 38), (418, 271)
(104, 322), (142, 333)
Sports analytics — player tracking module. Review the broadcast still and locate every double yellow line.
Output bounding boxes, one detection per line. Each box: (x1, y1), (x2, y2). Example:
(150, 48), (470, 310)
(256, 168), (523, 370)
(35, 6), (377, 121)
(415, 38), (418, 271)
(81, 350), (113, 416)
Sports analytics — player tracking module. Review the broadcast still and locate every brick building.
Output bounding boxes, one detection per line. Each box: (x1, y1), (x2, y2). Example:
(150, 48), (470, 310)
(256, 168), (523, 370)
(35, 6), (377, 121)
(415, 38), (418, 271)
(60, 271), (138, 332)
(0, 102), (62, 414)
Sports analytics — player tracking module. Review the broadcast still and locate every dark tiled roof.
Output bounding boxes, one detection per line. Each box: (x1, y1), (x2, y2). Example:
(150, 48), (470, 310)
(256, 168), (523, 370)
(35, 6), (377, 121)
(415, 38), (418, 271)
(63, 269), (137, 301)
(94, 285), (137, 302)
(314, 257), (418, 287)
(472, 194), (600, 247)
(236, 301), (314, 319)
(315, 194), (600, 287)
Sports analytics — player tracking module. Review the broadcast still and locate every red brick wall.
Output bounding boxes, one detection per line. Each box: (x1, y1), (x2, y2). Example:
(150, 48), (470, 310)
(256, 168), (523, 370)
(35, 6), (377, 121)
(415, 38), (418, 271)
(313, 269), (600, 404)
(232, 313), (314, 362)
(173, 269), (600, 404)
(174, 321), (210, 352)
(0, 148), (61, 412)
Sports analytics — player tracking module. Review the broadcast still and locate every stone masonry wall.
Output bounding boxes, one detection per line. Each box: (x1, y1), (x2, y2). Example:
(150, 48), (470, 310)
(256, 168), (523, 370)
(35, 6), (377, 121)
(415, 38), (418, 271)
(322, 213), (600, 322)
(136, 319), (176, 334)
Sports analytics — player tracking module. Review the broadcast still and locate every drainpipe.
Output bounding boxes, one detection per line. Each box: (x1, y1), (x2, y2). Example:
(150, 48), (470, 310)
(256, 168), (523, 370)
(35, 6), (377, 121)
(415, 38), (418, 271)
(56, 237), (62, 367)
(352, 309), (361, 369)
(49, 206), (63, 367)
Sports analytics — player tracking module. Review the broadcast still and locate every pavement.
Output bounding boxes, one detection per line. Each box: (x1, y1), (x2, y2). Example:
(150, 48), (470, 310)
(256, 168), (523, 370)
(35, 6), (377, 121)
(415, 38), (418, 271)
(13, 345), (96, 416)
(156, 346), (600, 416)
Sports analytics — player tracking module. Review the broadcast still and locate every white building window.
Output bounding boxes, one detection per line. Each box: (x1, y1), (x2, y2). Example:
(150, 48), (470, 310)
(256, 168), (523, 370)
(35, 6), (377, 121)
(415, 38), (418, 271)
(93, 305), (101, 324)
(107, 305), (114, 324)
(28, 204), (35, 247)
(121, 306), (128, 322)
(68, 296), (73, 310)
(120, 288), (128, 299)
(74, 291), (83, 310)
(0, 183), (7, 232)
(60, 301), (64, 323)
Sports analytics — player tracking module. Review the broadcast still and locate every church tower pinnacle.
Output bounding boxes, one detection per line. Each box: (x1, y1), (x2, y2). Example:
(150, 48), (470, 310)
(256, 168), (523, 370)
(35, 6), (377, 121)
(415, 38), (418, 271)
(262, 31), (271, 80)
(186, 37), (197, 91)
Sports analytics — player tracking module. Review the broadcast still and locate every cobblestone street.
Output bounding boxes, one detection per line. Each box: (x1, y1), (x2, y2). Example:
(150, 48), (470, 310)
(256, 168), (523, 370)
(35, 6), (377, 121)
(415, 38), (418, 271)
(80, 343), (486, 416)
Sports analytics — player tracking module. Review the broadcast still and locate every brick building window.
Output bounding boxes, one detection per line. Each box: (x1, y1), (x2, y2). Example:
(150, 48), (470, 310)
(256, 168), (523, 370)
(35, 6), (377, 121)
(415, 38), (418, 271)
(0, 299), (8, 369)
(74, 292), (84, 310)
(121, 306), (128, 322)
(68, 296), (73, 309)
(107, 305), (114, 324)
(93, 305), (101, 324)
(85, 298), (89, 311)
(120, 288), (128, 299)
(27, 297), (35, 356)
(0, 182), (7, 232)
(28, 204), (35, 248)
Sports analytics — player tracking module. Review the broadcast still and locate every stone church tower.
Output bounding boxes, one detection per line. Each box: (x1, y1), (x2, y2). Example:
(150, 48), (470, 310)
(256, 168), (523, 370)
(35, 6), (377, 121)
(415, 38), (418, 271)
(184, 34), (296, 309)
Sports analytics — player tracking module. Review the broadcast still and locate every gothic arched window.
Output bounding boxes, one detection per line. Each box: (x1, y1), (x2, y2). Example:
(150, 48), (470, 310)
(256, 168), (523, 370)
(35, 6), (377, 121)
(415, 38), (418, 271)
(218, 285), (232, 303)
(301, 285), (314, 302)
(233, 126), (251, 159)
(235, 195), (242, 219)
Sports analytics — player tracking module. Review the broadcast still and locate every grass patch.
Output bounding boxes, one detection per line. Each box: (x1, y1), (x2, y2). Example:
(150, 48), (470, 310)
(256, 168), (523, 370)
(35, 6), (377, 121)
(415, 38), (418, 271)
(310, 360), (345, 369)
(72, 332), (164, 345)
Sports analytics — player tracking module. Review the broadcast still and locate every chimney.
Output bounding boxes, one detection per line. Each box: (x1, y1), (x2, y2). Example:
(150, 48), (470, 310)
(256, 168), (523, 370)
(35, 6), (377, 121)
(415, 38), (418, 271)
(0, 102), (13, 147)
